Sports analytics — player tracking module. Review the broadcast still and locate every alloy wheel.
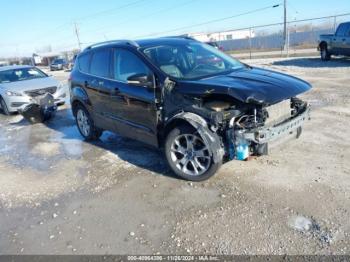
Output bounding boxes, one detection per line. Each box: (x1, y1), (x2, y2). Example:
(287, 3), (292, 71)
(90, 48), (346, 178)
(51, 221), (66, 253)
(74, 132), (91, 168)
(76, 109), (91, 137)
(170, 133), (211, 176)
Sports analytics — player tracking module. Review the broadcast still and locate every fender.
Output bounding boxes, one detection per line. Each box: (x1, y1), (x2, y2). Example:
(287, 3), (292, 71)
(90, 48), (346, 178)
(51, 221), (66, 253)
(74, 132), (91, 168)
(167, 112), (225, 163)
(71, 85), (91, 107)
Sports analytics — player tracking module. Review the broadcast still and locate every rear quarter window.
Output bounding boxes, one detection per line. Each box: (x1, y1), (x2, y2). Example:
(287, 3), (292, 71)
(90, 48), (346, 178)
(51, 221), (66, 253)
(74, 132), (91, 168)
(78, 53), (91, 73)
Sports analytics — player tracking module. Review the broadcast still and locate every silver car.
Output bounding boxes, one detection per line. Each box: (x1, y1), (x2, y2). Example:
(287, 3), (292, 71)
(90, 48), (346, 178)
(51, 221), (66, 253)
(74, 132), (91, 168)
(0, 65), (66, 115)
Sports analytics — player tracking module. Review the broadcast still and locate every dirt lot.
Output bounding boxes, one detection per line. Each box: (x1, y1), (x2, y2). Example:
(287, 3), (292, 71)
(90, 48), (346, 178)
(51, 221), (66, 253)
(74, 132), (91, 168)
(0, 57), (349, 255)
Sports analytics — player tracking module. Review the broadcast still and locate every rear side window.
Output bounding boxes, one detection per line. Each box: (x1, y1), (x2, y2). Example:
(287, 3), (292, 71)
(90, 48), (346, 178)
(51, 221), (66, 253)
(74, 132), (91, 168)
(78, 53), (91, 73)
(113, 49), (150, 82)
(90, 49), (111, 78)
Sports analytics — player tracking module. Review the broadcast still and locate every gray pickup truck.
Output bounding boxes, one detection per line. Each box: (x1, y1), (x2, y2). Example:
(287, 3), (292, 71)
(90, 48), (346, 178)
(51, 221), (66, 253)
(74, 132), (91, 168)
(318, 22), (350, 61)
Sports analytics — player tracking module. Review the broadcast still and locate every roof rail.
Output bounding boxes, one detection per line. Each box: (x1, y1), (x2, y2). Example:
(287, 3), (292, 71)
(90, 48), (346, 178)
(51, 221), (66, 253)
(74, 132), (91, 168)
(162, 35), (197, 41)
(84, 40), (139, 51)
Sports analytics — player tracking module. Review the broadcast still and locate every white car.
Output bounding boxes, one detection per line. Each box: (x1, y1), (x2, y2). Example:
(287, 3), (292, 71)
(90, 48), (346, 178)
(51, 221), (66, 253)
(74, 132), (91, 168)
(0, 65), (66, 115)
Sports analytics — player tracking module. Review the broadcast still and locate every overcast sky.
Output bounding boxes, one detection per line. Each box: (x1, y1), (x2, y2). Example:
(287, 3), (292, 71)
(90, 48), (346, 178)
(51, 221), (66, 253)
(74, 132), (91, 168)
(0, 0), (349, 57)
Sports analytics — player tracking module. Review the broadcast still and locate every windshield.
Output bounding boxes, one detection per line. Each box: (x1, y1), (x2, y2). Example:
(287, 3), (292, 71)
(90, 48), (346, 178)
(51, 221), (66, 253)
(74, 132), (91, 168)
(142, 41), (244, 80)
(0, 67), (48, 84)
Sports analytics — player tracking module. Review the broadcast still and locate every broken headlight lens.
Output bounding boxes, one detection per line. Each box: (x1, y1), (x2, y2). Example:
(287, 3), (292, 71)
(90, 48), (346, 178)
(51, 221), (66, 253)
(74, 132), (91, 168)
(5, 90), (22, 97)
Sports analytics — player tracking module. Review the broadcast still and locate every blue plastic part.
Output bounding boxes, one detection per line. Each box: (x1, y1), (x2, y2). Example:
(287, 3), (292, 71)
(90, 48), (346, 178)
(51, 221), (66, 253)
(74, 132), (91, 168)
(236, 144), (249, 161)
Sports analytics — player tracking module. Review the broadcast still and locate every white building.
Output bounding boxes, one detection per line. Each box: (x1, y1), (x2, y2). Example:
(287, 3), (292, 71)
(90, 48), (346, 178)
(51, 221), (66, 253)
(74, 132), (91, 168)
(190, 29), (255, 42)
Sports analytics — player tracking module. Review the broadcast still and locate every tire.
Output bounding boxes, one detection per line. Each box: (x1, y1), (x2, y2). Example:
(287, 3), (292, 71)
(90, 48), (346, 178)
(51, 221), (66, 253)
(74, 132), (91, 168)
(164, 125), (221, 181)
(75, 104), (103, 141)
(0, 97), (10, 115)
(320, 45), (331, 61)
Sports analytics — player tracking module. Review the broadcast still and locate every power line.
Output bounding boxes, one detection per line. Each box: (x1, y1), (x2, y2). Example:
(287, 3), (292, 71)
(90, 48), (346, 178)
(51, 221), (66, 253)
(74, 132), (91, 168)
(200, 12), (350, 34)
(79, 0), (198, 37)
(134, 3), (282, 38)
(76, 0), (148, 22)
(2, 0), (149, 48)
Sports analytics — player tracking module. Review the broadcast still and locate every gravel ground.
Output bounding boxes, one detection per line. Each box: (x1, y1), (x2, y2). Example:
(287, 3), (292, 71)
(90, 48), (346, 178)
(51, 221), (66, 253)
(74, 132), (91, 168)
(0, 57), (349, 255)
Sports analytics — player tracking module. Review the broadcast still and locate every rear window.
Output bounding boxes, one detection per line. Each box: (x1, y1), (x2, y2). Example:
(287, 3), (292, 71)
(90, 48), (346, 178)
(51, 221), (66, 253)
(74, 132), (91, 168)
(78, 53), (91, 73)
(90, 49), (111, 78)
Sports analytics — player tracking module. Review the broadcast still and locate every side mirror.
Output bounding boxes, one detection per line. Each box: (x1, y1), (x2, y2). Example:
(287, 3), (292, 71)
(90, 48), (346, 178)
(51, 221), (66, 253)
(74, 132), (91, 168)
(127, 73), (154, 88)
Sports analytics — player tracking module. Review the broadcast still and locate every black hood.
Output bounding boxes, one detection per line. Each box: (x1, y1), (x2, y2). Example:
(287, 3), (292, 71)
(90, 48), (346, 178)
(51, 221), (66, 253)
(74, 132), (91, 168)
(176, 67), (312, 105)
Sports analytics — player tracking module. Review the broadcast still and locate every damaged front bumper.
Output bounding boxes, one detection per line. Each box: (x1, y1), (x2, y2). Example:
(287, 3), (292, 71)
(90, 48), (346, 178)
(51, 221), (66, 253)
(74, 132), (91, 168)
(242, 105), (311, 144)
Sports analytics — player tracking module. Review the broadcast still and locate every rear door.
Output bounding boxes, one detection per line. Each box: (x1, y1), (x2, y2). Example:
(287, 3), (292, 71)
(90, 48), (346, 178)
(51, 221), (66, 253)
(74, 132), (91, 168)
(86, 48), (116, 131)
(109, 48), (159, 146)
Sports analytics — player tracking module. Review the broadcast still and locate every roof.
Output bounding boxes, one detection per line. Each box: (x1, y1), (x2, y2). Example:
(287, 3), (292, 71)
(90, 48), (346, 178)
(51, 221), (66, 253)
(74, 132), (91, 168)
(0, 65), (32, 72)
(82, 37), (197, 53)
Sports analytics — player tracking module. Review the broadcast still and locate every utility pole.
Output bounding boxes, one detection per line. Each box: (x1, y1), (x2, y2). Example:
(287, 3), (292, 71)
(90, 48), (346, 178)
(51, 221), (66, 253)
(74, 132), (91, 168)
(74, 22), (82, 50)
(283, 0), (287, 51)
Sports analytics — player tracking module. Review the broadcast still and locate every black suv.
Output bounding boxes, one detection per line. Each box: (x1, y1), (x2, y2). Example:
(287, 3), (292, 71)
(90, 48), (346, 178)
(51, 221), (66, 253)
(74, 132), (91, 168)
(70, 37), (311, 181)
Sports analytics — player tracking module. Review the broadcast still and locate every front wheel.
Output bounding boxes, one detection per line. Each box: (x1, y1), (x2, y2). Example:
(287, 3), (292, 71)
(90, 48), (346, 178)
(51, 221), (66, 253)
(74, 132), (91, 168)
(75, 105), (103, 141)
(0, 97), (10, 115)
(165, 125), (221, 181)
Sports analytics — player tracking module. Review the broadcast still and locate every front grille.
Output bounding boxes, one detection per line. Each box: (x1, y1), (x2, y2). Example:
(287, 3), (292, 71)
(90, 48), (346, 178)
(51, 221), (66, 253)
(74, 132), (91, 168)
(265, 100), (292, 126)
(24, 86), (57, 97)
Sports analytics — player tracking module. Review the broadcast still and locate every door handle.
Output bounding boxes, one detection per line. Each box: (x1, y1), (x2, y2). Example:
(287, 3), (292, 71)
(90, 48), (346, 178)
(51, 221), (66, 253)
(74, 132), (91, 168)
(342, 39), (346, 41)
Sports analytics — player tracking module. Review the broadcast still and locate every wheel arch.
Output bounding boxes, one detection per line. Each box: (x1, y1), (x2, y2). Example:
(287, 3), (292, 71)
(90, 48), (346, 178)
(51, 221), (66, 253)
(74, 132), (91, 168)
(319, 41), (328, 49)
(70, 85), (91, 116)
(161, 112), (224, 164)
(71, 99), (86, 116)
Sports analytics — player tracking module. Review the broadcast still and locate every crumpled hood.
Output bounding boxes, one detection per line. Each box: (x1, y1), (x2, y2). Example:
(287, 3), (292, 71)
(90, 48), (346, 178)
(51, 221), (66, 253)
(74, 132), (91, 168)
(0, 77), (60, 93)
(177, 67), (312, 105)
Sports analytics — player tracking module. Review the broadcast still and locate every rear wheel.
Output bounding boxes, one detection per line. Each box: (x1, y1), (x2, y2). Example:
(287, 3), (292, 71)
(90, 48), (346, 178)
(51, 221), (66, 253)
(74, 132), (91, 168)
(0, 97), (10, 115)
(75, 105), (102, 140)
(165, 125), (221, 181)
(320, 44), (331, 61)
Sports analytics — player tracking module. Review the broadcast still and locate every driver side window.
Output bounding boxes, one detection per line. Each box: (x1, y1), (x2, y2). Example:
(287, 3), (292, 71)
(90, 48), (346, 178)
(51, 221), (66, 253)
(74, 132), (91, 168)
(113, 49), (150, 82)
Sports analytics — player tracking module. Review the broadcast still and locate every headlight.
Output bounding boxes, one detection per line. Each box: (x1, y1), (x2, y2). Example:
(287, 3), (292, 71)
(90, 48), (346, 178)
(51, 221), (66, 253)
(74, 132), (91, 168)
(58, 83), (65, 89)
(5, 90), (22, 96)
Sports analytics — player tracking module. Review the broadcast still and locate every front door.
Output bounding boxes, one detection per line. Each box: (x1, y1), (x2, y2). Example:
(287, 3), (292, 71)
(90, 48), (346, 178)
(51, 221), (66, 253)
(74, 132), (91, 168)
(333, 23), (350, 55)
(343, 24), (350, 56)
(109, 48), (159, 147)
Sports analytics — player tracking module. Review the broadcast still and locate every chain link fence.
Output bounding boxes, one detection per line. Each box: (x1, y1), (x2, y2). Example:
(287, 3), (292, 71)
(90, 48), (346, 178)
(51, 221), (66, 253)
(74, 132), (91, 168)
(209, 13), (350, 58)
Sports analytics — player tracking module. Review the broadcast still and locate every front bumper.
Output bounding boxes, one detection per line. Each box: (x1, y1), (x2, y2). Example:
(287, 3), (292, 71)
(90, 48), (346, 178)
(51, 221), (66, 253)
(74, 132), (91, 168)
(242, 105), (311, 144)
(5, 88), (67, 113)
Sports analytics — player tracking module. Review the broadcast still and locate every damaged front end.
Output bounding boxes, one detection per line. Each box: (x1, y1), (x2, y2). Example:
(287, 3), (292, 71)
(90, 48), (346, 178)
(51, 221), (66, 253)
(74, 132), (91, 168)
(162, 78), (311, 164)
(225, 97), (310, 161)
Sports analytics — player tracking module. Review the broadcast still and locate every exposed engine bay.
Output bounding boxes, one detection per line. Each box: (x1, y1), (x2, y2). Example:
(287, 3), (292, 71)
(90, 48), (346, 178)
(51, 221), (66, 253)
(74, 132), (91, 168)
(162, 78), (310, 164)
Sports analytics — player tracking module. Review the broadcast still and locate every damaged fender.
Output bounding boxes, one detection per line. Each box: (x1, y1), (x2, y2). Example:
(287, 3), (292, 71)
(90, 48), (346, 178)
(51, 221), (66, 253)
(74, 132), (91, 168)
(167, 112), (225, 164)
